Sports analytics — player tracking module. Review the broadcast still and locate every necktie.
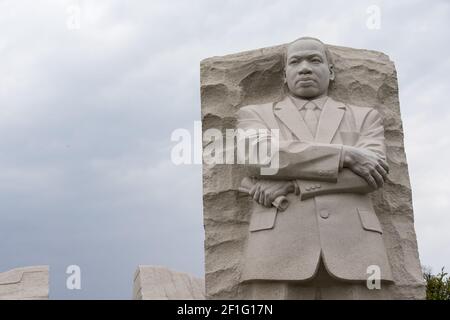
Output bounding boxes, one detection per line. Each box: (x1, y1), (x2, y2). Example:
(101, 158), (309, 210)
(304, 102), (318, 136)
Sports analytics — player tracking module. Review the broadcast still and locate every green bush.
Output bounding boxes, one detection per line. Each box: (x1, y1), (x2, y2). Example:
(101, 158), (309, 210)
(423, 267), (450, 300)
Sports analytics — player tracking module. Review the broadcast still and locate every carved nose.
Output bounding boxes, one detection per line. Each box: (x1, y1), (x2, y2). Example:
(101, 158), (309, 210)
(298, 62), (312, 74)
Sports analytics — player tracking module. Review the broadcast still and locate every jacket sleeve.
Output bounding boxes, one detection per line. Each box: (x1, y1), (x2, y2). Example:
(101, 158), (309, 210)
(296, 169), (375, 200)
(295, 108), (387, 196)
(352, 108), (386, 161)
(236, 105), (343, 182)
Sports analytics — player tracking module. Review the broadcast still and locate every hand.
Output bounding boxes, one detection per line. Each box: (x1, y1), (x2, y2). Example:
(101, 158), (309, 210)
(249, 180), (295, 207)
(343, 146), (389, 189)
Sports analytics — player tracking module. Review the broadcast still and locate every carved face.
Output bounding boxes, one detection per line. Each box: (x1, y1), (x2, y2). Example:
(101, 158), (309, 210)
(285, 39), (334, 99)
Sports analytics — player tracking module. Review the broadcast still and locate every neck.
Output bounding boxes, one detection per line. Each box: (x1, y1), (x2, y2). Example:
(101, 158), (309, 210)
(291, 91), (328, 100)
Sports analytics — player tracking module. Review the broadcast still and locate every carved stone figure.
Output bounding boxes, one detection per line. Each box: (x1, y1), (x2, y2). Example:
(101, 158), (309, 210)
(201, 37), (425, 300)
(237, 37), (394, 299)
(0, 266), (49, 300)
(133, 266), (205, 300)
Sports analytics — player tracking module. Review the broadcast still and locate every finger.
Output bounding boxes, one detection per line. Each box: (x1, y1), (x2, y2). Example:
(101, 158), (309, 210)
(378, 159), (389, 173)
(364, 173), (378, 190)
(270, 189), (287, 204)
(253, 185), (261, 202)
(284, 181), (295, 194)
(375, 164), (388, 180)
(267, 183), (287, 198)
(263, 186), (275, 207)
(264, 184), (285, 206)
(264, 183), (281, 195)
(371, 170), (384, 188)
(264, 190), (273, 207)
(249, 184), (258, 196)
(259, 189), (265, 205)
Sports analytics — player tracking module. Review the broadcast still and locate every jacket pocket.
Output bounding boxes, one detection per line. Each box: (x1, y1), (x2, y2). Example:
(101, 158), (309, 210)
(249, 206), (277, 232)
(357, 208), (383, 234)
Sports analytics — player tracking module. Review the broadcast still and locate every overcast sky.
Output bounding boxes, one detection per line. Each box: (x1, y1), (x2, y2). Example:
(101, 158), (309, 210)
(0, 0), (449, 299)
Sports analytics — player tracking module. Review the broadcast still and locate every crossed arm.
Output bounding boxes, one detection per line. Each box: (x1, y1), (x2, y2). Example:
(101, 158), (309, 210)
(237, 106), (389, 207)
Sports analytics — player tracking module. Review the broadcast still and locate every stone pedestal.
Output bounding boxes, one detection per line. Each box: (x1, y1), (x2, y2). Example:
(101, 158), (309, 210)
(200, 41), (425, 299)
(0, 266), (49, 300)
(133, 266), (204, 300)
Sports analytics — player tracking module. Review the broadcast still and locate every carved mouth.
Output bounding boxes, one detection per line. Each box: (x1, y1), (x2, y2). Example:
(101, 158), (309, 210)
(296, 78), (316, 86)
(296, 77), (316, 83)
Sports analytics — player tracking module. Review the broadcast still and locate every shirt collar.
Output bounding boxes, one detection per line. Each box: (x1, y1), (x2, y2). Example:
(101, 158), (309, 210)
(289, 95), (328, 110)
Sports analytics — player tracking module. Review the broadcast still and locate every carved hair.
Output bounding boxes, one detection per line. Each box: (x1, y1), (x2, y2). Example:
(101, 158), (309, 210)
(282, 36), (334, 69)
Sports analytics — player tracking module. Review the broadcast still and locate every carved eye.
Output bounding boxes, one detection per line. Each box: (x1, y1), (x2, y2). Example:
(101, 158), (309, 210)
(311, 58), (322, 64)
(289, 59), (299, 65)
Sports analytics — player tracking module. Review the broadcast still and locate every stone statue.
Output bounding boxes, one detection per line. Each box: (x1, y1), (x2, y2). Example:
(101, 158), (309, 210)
(200, 37), (425, 300)
(133, 266), (205, 300)
(0, 266), (49, 300)
(236, 37), (393, 299)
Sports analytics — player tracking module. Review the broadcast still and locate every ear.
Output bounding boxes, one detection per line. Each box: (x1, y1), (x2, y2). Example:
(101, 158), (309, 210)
(329, 64), (335, 81)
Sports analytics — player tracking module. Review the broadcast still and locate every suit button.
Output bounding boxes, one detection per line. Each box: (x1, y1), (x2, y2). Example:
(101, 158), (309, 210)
(306, 186), (311, 191)
(320, 209), (330, 219)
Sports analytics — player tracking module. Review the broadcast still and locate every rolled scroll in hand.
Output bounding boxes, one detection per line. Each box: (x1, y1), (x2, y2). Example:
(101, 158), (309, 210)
(238, 177), (290, 212)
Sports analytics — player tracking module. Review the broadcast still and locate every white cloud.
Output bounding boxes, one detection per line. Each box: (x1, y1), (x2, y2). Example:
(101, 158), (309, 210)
(0, 0), (449, 298)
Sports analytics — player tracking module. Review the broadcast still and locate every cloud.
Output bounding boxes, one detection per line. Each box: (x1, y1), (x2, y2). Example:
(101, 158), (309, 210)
(0, 0), (449, 298)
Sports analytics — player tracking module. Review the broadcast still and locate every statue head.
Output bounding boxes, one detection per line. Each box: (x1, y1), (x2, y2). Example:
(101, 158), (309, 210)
(284, 37), (335, 99)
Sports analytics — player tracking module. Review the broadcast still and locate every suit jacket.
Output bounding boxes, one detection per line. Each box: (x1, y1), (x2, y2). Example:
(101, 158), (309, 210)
(236, 95), (393, 282)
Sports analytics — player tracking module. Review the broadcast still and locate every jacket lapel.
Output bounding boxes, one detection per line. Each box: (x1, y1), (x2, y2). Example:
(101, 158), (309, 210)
(315, 97), (346, 143)
(274, 96), (314, 141)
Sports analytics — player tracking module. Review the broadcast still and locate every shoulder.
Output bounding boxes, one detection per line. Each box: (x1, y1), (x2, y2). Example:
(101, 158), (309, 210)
(330, 98), (374, 115)
(329, 97), (383, 129)
(331, 98), (381, 121)
(236, 102), (275, 119)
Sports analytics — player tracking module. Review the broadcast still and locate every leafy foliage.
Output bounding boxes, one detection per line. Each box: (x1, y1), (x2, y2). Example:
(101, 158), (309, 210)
(423, 267), (450, 300)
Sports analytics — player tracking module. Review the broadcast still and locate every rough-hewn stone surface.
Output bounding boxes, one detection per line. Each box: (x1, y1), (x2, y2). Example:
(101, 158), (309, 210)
(201, 42), (425, 299)
(133, 266), (205, 300)
(0, 266), (49, 300)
